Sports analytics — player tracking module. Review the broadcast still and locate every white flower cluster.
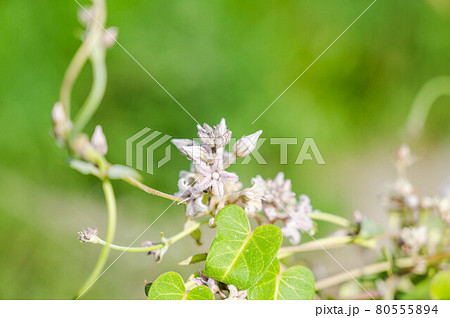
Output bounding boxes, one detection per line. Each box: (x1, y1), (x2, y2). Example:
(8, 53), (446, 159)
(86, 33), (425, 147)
(172, 119), (315, 245)
(245, 172), (314, 245)
(422, 195), (450, 226)
(400, 226), (427, 256)
(172, 118), (262, 216)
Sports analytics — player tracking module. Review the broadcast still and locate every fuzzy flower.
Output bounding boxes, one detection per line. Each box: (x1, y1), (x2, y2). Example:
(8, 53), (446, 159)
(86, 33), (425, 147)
(386, 178), (419, 211)
(253, 172), (296, 220)
(233, 130), (263, 158)
(239, 181), (264, 217)
(191, 276), (220, 295)
(422, 196), (450, 226)
(226, 285), (247, 300)
(91, 125), (108, 156)
(394, 143), (415, 175)
(172, 119), (264, 216)
(194, 160), (239, 199)
(52, 102), (72, 145)
(281, 195), (314, 245)
(175, 171), (207, 216)
(77, 227), (99, 243)
(400, 226), (427, 255)
(197, 118), (232, 149)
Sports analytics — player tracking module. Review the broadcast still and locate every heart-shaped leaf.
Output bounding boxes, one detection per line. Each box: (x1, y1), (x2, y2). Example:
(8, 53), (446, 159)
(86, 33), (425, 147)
(430, 271), (450, 300)
(204, 205), (282, 290)
(148, 272), (214, 300)
(248, 259), (315, 300)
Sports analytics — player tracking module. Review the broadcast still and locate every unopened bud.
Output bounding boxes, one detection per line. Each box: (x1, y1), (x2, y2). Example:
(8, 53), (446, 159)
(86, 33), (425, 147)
(72, 133), (93, 159)
(233, 130), (262, 158)
(78, 7), (96, 27)
(91, 125), (108, 156)
(52, 102), (71, 144)
(183, 144), (208, 163)
(77, 227), (99, 243)
(102, 27), (118, 49)
(172, 139), (198, 155)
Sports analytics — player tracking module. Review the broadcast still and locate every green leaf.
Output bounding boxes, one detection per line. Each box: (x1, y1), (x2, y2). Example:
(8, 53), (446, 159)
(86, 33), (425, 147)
(278, 265), (315, 300)
(185, 286), (215, 300)
(69, 159), (100, 177)
(248, 259), (315, 300)
(178, 253), (208, 266)
(247, 259), (280, 300)
(144, 282), (152, 297)
(430, 271), (450, 300)
(107, 164), (141, 180)
(148, 272), (214, 300)
(204, 205), (282, 290)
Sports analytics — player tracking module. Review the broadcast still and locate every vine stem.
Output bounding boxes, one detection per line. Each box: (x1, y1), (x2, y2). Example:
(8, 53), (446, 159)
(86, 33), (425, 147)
(75, 178), (117, 299)
(405, 76), (450, 139)
(309, 211), (351, 228)
(315, 251), (450, 291)
(124, 176), (184, 203)
(59, 0), (106, 116)
(277, 235), (368, 259)
(71, 44), (107, 138)
(94, 217), (209, 252)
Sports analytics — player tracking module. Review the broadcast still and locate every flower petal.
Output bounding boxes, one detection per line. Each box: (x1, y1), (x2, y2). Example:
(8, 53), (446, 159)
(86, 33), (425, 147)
(211, 179), (224, 199)
(220, 171), (239, 183)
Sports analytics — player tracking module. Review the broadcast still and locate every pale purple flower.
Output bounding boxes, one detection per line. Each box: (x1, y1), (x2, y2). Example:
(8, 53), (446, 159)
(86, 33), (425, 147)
(91, 125), (108, 156)
(194, 160), (238, 199)
(233, 130), (263, 158)
(281, 195), (314, 245)
(400, 226), (427, 255)
(197, 118), (232, 149)
(226, 285), (247, 300)
(252, 173), (296, 220)
(77, 227), (99, 243)
(175, 171), (207, 216)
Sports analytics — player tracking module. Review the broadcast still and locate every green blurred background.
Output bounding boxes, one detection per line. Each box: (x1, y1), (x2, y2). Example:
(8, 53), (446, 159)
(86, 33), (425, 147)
(1, 0), (450, 299)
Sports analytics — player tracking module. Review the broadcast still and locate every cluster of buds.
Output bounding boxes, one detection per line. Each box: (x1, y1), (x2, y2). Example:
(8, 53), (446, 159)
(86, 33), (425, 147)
(77, 5), (118, 50)
(172, 118), (262, 216)
(173, 119), (315, 245)
(386, 144), (419, 214)
(387, 144), (449, 268)
(191, 273), (247, 300)
(52, 102), (72, 146)
(399, 226), (427, 256)
(72, 125), (108, 162)
(77, 227), (100, 244)
(243, 173), (314, 245)
(422, 195), (450, 226)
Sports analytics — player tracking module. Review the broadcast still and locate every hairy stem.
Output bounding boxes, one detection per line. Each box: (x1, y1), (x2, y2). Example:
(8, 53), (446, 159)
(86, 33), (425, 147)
(309, 211), (351, 228)
(278, 236), (355, 259)
(315, 251), (450, 291)
(75, 179), (117, 299)
(94, 217), (208, 252)
(124, 176), (185, 203)
(59, 0), (106, 116)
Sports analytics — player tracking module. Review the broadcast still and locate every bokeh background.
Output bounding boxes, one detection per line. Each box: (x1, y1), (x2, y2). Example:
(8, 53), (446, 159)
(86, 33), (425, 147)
(1, 0), (450, 299)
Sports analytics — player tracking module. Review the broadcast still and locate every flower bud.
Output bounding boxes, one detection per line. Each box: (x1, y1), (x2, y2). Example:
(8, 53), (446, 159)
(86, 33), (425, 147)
(72, 133), (94, 160)
(233, 130), (262, 158)
(183, 144), (208, 163)
(172, 139), (198, 155)
(91, 125), (108, 156)
(52, 102), (71, 144)
(77, 227), (100, 244)
(102, 27), (118, 49)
